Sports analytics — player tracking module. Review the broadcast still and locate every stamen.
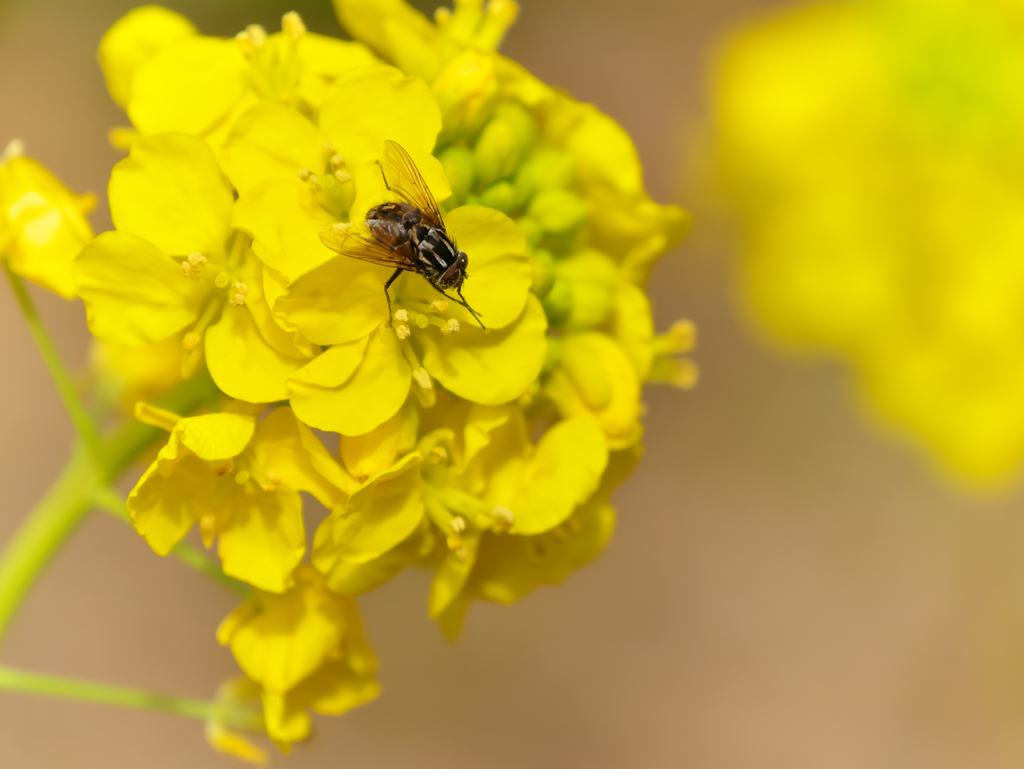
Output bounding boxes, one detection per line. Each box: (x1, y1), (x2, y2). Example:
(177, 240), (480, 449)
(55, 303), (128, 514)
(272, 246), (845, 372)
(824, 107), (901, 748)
(297, 167), (312, 181)
(334, 169), (352, 184)
(431, 445), (448, 462)
(395, 323), (411, 340)
(435, 7), (452, 27)
(329, 153), (347, 170)
(281, 11), (306, 40)
(450, 516), (467, 533)
(182, 332), (201, 353)
(491, 506), (514, 532)
(264, 471), (281, 492)
(246, 24), (268, 47)
(2, 138), (25, 163)
(229, 282), (248, 306)
(322, 140), (337, 157)
(441, 318), (461, 336)
(214, 459), (234, 476)
(430, 299), (449, 312)
(180, 252), (207, 279)
(393, 309), (410, 323)
(306, 173), (323, 194)
(412, 367), (432, 390)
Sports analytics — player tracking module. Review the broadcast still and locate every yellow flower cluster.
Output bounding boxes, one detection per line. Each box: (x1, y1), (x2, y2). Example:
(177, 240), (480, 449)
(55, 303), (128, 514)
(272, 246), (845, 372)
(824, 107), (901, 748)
(716, 0), (1024, 486)
(6, 0), (691, 758)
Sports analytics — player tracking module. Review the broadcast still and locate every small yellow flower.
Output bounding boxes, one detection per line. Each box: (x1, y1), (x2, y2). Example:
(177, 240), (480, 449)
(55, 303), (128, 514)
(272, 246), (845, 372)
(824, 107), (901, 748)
(0, 141), (94, 298)
(128, 406), (354, 592)
(716, 0), (1024, 484)
(100, 8), (379, 146)
(74, 132), (316, 399)
(217, 565), (379, 749)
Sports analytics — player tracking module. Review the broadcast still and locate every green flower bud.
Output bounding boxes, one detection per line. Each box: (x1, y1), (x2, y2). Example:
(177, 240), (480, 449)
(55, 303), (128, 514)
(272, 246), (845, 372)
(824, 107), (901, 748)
(554, 250), (619, 331)
(477, 180), (517, 213)
(438, 145), (476, 207)
(433, 49), (500, 143)
(515, 215), (544, 248)
(473, 101), (537, 186)
(541, 276), (574, 327)
(542, 334), (564, 376)
(514, 148), (577, 203)
(527, 188), (588, 235)
(530, 248), (556, 298)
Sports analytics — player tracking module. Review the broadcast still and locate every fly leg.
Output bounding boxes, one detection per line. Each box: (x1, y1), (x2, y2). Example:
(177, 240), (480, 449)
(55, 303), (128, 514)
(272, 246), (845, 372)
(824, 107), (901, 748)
(384, 267), (403, 326)
(430, 283), (487, 331)
(375, 160), (392, 191)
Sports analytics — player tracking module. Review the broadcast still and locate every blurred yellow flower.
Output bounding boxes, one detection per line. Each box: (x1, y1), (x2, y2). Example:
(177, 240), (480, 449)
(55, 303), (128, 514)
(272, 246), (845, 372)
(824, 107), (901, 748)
(717, 0), (1024, 485)
(0, 140), (94, 298)
(217, 565), (379, 749)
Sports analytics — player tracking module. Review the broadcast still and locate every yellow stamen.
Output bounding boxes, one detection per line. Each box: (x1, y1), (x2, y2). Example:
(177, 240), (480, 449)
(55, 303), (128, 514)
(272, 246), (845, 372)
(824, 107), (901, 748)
(430, 299), (449, 312)
(329, 153), (346, 170)
(246, 24), (267, 47)
(181, 252), (207, 279)
(229, 282), (248, 306)
(413, 367), (432, 390)
(435, 7), (452, 27)
(394, 309), (410, 323)
(395, 323), (411, 340)
(281, 11), (306, 40)
(214, 459), (234, 476)
(491, 506), (514, 532)
(182, 332), (201, 353)
(297, 167), (312, 181)
(306, 174), (323, 194)
(264, 471), (281, 492)
(334, 169), (352, 184)
(441, 318), (461, 336)
(450, 516), (467, 533)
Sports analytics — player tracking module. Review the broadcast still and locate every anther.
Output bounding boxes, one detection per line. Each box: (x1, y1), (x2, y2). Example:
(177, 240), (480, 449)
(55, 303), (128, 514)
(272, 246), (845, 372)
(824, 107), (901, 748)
(2, 138), (25, 163)
(322, 140), (337, 156)
(264, 471), (281, 491)
(450, 516), (467, 533)
(297, 167), (312, 181)
(395, 323), (411, 340)
(329, 153), (346, 170)
(435, 7), (452, 26)
(181, 252), (207, 278)
(215, 459), (234, 476)
(334, 169), (352, 184)
(413, 367), (432, 390)
(394, 309), (410, 323)
(431, 445), (448, 461)
(441, 318), (461, 335)
(430, 299), (449, 312)
(182, 332), (201, 353)
(491, 506), (514, 532)
(282, 11), (306, 40)
(245, 24), (268, 47)
(229, 282), (248, 306)
(306, 174), (323, 194)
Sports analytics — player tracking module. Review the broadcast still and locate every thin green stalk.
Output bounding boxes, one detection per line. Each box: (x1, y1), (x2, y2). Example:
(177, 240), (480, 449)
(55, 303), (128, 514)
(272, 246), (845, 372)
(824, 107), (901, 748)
(0, 665), (262, 731)
(92, 487), (249, 599)
(2, 263), (100, 456)
(0, 370), (220, 644)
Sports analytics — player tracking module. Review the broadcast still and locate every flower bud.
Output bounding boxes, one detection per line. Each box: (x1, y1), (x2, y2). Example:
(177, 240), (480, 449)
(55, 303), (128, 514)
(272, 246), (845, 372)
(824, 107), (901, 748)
(438, 145), (476, 207)
(514, 148), (577, 202)
(434, 49), (500, 142)
(477, 180), (517, 213)
(473, 101), (537, 186)
(530, 248), (556, 298)
(528, 188), (588, 236)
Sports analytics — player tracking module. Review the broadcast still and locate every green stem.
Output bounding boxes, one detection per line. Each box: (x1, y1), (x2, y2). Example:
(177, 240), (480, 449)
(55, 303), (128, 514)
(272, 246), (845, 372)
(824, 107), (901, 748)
(0, 665), (262, 731)
(2, 263), (101, 457)
(0, 370), (220, 644)
(92, 487), (249, 599)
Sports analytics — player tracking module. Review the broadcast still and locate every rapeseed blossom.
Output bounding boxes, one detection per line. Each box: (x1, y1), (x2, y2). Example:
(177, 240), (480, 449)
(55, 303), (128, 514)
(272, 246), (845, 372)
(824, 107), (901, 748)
(0, 0), (690, 759)
(717, 0), (1024, 486)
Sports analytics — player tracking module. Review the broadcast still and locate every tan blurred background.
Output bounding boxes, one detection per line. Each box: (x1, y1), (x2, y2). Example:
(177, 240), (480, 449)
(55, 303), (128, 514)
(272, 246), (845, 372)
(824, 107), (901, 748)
(4, 0), (1024, 766)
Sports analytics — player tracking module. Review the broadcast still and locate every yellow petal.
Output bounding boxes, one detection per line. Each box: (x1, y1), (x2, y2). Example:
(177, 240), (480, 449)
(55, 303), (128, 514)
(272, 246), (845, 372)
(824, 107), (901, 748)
(109, 133), (233, 257)
(221, 104), (324, 195)
(98, 6), (197, 109)
(247, 407), (358, 507)
(333, 452), (425, 563)
(494, 418), (608, 535)
(331, 0), (435, 61)
(262, 691), (311, 747)
(206, 305), (307, 404)
(272, 254), (389, 345)
(289, 325), (411, 435)
(177, 412), (256, 460)
(419, 293), (547, 404)
(431, 205), (532, 329)
(74, 231), (204, 346)
(287, 657), (380, 716)
(1, 157), (94, 298)
(127, 451), (215, 555)
(295, 34), (380, 108)
(429, 531), (480, 618)
(129, 36), (248, 137)
(232, 178), (336, 283)
(319, 64), (441, 165)
(612, 283), (655, 378)
(340, 397), (418, 481)
(238, 249), (318, 359)
(316, 520), (428, 595)
(217, 488), (305, 593)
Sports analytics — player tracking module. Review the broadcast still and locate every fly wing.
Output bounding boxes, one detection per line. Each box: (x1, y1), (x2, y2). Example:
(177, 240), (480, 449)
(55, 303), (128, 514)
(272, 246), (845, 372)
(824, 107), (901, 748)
(319, 224), (416, 271)
(381, 140), (445, 229)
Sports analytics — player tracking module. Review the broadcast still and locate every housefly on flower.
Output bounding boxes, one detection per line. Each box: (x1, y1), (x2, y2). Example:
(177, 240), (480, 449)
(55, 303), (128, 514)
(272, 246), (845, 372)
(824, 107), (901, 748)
(319, 140), (485, 329)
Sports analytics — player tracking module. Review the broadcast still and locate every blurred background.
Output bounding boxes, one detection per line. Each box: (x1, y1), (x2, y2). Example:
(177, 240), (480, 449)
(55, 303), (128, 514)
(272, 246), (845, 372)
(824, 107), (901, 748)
(5, 0), (1024, 766)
